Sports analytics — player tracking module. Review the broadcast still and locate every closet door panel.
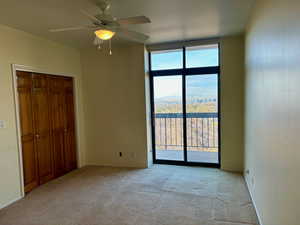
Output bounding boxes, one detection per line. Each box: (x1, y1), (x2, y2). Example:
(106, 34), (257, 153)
(22, 137), (38, 192)
(35, 135), (53, 184)
(64, 80), (75, 130)
(64, 130), (77, 172)
(19, 91), (34, 136)
(33, 90), (50, 132)
(52, 131), (65, 176)
(17, 71), (39, 193)
(32, 74), (54, 184)
(64, 79), (77, 172)
(49, 77), (66, 177)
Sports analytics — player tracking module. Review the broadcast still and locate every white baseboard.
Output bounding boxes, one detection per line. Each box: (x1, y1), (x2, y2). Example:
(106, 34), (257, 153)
(0, 196), (22, 210)
(244, 175), (263, 225)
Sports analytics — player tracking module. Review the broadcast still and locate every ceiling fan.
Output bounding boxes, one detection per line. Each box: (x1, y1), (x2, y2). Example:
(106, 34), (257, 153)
(49, 0), (151, 54)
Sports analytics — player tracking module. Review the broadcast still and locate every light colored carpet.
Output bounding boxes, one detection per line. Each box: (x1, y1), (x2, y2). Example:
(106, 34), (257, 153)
(0, 165), (258, 225)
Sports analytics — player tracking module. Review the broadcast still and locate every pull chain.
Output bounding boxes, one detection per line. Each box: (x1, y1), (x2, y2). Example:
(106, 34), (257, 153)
(109, 39), (112, 55)
(96, 38), (103, 50)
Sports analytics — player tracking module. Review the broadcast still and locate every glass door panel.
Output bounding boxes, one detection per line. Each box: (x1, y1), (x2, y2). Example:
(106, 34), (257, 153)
(186, 74), (219, 163)
(153, 76), (184, 161)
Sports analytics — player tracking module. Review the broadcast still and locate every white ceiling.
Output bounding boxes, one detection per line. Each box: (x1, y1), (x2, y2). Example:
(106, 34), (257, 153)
(0, 0), (255, 48)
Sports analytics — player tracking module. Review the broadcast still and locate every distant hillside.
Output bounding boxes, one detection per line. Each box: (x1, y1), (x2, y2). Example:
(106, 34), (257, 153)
(155, 96), (218, 113)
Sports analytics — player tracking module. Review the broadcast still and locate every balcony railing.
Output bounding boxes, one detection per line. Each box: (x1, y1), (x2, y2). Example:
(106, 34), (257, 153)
(155, 113), (218, 151)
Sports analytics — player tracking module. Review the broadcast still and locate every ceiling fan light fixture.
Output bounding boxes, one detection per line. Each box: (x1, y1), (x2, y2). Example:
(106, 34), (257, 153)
(94, 29), (115, 40)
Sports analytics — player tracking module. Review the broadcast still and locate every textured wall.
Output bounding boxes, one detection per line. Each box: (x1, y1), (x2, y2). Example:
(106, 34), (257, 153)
(81, 44), (148, 168)
(220, 35), (245, 172)
(244, 0), (300, 224)
(81, 36), (245, 172)
(0, 24), (86, 208)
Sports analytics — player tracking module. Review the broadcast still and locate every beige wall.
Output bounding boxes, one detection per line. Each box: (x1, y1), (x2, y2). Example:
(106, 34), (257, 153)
(244, 0), (300, 224)
(220, 35), (245, 172)
(0, 24), (86, 208)
(144, 48), (153, 167)
(81, 36), (245, 172)
(81, 44), (148, 168)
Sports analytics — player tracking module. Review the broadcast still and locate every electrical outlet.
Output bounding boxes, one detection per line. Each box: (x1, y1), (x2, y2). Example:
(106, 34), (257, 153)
(0, 120), (6, 129)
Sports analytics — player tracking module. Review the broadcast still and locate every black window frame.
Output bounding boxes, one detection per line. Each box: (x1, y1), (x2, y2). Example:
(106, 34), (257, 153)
(149, 43), (221, 168)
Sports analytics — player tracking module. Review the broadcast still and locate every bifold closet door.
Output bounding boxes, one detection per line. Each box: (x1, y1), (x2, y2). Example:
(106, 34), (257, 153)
(17, 71), (39, 193)
(49, 77), (66, 177)
(32, 74), (54, 184)
(63, 78), (77, 172)
(17, 72), (77, 193)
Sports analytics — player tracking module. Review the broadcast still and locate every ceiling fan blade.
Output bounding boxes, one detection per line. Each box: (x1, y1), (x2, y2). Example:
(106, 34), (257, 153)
(80, 10), (103, 24)
(117, 28), (149, 42)
(49, 25), (96, 32)
(117, 16), (151, 25)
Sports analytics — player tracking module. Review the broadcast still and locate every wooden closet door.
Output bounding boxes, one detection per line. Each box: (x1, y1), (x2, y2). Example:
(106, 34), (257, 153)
(49, 77), (66, 177)
(17, 71), (39, 193)
(32, 74), (54, 184)
(63, 78), (77, 172)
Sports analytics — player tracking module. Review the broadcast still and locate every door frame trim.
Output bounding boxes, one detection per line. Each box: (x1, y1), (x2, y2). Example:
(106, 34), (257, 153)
(11, 64), (81, 198)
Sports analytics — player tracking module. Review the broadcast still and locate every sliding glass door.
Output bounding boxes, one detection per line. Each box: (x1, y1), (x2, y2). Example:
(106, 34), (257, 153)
(153, 76), (184, 161)
(150, 44), (220, 167)
(186, 74), (219, 163)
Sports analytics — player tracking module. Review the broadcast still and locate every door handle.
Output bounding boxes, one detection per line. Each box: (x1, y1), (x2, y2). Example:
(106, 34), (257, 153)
(35, 134), (40, 138)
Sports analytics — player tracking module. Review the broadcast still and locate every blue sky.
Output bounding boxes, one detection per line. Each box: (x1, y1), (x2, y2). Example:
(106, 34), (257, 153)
(151, 47), (219, 70)
(152, 46), (218, 99)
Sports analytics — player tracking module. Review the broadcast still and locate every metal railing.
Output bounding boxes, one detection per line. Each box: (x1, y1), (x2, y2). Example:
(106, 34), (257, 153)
(155, 113), (218, 151)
